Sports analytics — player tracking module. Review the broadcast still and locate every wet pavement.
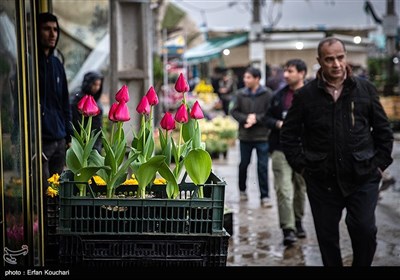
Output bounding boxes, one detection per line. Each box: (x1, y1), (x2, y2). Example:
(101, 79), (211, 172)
(212, 132), (400, 266)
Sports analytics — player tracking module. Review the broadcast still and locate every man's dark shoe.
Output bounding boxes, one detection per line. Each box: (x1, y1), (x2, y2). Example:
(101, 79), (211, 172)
(295, 220), (306, 238)
(283, 229), (297, 246)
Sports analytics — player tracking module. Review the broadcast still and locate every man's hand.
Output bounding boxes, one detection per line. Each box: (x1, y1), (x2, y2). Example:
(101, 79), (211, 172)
(244, 113), (257, 128)
(276, 120), (283, 129)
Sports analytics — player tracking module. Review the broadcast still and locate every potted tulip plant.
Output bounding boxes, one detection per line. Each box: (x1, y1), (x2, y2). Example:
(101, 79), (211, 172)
(56, 73), (229, 267)
(59, 73), (226, 236)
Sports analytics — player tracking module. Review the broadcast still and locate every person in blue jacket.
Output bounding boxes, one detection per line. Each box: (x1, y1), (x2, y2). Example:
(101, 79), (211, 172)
(37, 12), (72, 185)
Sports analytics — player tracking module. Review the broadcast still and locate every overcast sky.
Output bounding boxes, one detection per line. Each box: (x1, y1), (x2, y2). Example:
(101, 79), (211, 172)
(171, 0), (400, 31)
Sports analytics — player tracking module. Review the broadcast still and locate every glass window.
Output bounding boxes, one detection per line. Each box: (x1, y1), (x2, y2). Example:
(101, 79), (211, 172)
(0, 0), (25, 265)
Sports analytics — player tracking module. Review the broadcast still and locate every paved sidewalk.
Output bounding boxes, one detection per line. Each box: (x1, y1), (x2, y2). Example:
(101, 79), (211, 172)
(212, 136), (400, 266)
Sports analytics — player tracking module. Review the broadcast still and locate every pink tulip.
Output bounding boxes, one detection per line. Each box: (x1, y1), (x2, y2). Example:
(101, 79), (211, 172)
(160, 112), (176, 131)
(174, 73), (189, 93)
(77, 95), (89, 113)
(108, 103), (118, 122)
(114, 102), (131, 122)
(146, 86), (159, 106)
(174, 104), (189, 123)
(115, 85), (130, 103)
(82, 95), (100, 117)
(136, 96), (151, 115)
(190, 101), (204, 120)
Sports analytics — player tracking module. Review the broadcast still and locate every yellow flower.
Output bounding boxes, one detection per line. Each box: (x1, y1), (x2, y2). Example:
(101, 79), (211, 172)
(120, 177), (166, 186)
(46, 173), (60, 197)
(153, 178), (167, 185)
(46, 186), (58, 198)
(47, 173), (60, 186)
(122, 178), (138, 185)
(92, 175), (107, 186)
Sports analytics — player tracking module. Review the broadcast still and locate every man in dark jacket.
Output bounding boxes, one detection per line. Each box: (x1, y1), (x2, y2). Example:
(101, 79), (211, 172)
(71, 71), (104, 153)
(266, 59), (308, 246)
(38, 12), (72, 183)
(37, 12), (72, 265)
(281, 37), (394, 266)
(231, 67), (273, 208)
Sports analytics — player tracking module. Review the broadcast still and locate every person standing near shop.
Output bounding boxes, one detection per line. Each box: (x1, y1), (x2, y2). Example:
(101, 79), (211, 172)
(38, 12), (72, 184)
(71, 71), (104, 153)
(231, 67), (273, 208)
(280, 37), (394, 266)
(266, 59), (308, 246)
(37, 12), (72, 264)
(218, 69), (237, 116)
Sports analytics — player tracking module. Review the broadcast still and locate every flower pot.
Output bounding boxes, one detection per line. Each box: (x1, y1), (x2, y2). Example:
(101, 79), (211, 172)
(58, 170), (226, 235)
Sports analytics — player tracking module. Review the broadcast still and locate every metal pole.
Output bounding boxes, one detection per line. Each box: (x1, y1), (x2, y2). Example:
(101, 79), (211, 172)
(162, 28), (169, 111)
(249, 0), (266, 84)
(383, 0), (398, 95)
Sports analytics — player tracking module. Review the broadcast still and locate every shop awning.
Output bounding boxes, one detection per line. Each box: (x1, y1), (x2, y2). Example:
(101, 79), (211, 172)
(184, 33), (248, 64)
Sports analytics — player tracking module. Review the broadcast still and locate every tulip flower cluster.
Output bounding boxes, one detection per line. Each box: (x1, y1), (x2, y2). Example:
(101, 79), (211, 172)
(66, 73), (212, 199)
(129, 73), (211, 199)
(66, 94), (108, 196)
(96, 85), (137, 198)
(157, 74), (210, 198)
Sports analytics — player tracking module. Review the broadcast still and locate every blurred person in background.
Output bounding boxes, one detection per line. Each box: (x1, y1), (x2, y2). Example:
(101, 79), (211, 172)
(70, 71), (104, 153)
(231, 67), (274, 208)
(266, 65), (286, 92)
(218, 69), (237, 116)
(267, 59), (308, 246)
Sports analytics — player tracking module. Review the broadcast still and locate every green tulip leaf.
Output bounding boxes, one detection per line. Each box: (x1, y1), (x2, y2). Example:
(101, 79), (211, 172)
(83, 130), (102, 161)
(74, 166), (108, 184)
(184, 149), (212, 185)
(192, 124), (202, 149)
(136, 155), (166, 189)
(66, 147), (81, 174)
(144, 130), (155, 160)
(182, 118), (195, 142)
(158, 162), (178, 199)
(88, 149), (104, 167)
(166, 181), (179, 199)
(69, 137), (84, 166)
(158, 128), (166, 148)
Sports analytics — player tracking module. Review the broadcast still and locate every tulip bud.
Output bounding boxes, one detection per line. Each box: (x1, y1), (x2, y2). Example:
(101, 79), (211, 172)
(136, 96), (151, 115)
(82, 95), (100, 117)
(174, 104), (189, 123)
(77, 95), (89, 113)
(160, 112), (176, 131)
(114, 102), (131, 122)
(108, 103), (118, 122)
(174, 73), (189, 93)
(115, 85), (130, 103)
(190, 101), (204, 120)
(146, 86), (159, 106)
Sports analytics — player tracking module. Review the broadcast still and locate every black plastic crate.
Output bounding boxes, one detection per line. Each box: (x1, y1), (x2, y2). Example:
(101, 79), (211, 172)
(59, 232), (230, 267)
(59, 170), (226, 235)
(45, 196), (60, 265)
